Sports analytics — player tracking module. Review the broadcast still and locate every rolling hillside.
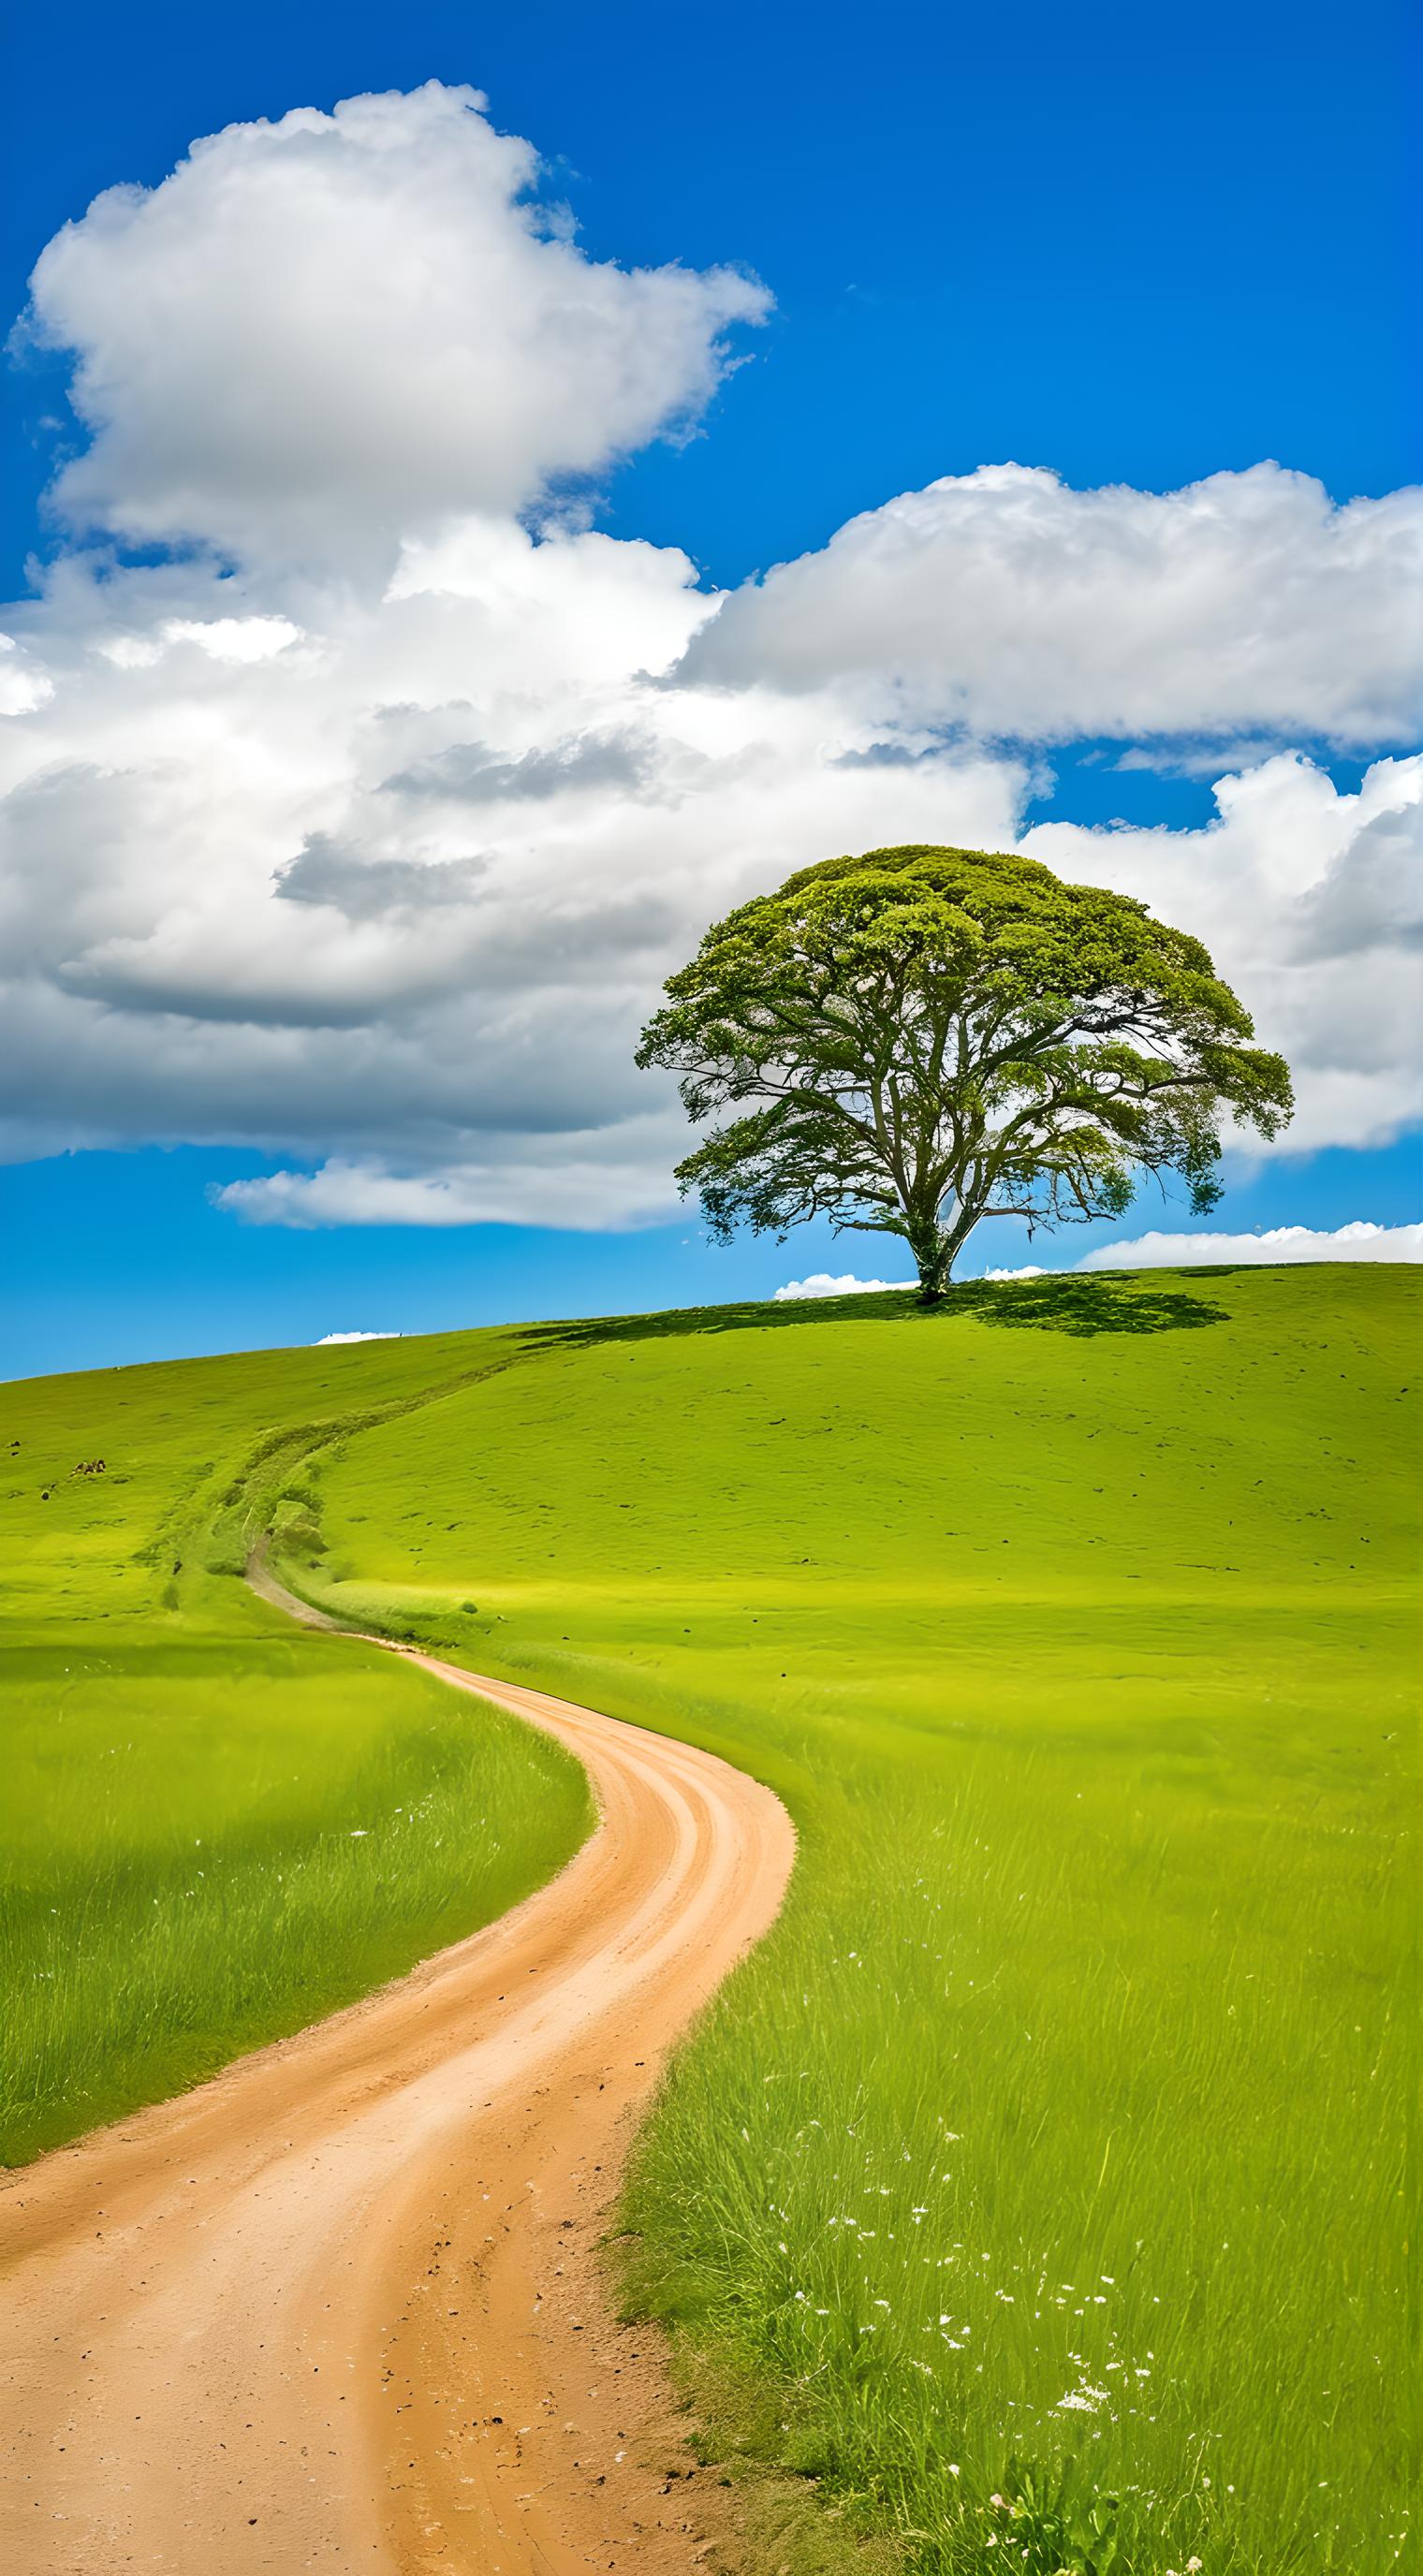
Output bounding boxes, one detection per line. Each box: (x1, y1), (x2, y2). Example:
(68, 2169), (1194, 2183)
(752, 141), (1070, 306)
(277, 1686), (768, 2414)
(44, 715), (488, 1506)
(4, 1264), (1415, 2572)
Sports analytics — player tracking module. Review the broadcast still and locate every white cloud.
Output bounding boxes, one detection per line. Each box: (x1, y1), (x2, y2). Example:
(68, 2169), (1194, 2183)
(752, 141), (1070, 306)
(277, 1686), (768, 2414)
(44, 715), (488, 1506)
(22, 82), (770, 571)
(982, 1265), (1045, 1281)
(774, 1272), (915, 1299)
(681, 464), (1423, 747)
(217, 1129), (686, 1232)
(0, 520), (1024, 1189)
(100, 616), (301, 668)
(314, 1328), (400, 1343)
(0, 634), (52, 714)
(1078, 1221), (1423, 1269)
(1022, 754), (1423, 1156)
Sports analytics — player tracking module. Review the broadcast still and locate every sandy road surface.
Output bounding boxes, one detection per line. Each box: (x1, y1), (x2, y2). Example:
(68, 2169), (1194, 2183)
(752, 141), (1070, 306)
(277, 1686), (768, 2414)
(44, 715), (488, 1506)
(0, 1572), (795, 2574)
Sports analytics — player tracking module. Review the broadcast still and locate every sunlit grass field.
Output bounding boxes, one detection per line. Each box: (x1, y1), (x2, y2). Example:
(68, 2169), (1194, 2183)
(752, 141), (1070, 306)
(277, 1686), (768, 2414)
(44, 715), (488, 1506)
(286, 1266), (1416, 2576)
(0, 1332), (591, 2163)
(3, 1269), (1413, 2571)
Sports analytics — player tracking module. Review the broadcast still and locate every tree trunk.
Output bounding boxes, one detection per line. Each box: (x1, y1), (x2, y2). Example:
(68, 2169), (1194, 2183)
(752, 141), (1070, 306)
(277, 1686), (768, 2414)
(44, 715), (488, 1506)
(909, 1201), (983, 1301)
(909, 1226), (954, 1303)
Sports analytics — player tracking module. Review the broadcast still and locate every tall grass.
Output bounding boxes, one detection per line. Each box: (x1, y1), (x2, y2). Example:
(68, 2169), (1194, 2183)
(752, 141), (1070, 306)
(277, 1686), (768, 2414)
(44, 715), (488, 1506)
(2, 1634), (589, 2163)
(621, 1680), (1407, 2572)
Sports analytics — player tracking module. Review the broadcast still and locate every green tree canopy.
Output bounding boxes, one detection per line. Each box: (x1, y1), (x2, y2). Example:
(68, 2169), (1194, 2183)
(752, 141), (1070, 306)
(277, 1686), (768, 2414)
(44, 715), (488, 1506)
(637, 843), (1293, 1297)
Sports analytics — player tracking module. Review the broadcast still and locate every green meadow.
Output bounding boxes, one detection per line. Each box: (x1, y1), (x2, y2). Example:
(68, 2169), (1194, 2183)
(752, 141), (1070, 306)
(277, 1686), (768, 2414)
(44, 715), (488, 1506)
(0, 1332), (591, 2162)
(2, 1266), (1415, 2573)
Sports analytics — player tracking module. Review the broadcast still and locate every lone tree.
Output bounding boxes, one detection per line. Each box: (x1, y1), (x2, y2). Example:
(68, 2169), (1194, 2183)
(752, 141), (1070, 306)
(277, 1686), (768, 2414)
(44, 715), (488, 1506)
(637, 843), (1293, 1300)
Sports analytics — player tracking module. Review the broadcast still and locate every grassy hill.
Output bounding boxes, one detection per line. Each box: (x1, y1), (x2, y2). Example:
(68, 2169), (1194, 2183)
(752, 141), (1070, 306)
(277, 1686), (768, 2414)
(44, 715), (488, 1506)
(0, 1329), (592, 2160)
(4, 1265), (1415, 2573)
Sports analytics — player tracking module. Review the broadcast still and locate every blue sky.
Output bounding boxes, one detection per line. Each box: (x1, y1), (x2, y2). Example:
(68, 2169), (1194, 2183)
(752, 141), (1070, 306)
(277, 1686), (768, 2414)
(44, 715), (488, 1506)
(1, 0), (1418, 1377)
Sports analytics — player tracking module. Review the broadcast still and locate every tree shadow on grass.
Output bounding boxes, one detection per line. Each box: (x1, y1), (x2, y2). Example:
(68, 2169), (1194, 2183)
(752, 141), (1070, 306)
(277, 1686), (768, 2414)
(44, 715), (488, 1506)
(956, 1275), (1227, 1336)
(519, 1269), (1229, 1357)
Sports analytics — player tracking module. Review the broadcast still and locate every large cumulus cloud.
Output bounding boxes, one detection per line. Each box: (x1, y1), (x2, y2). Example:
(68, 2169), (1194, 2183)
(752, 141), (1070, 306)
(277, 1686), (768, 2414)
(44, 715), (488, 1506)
(681, 462), (1423, 747)
(0, 520), (1026, 1211)
(20, 83), (770, 569)
(1, 85), (1419, 1235)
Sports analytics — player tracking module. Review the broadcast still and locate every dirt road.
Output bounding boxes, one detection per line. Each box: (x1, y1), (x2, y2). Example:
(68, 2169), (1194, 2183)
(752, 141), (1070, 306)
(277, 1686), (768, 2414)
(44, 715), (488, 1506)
(0, 1574), (795, 2573)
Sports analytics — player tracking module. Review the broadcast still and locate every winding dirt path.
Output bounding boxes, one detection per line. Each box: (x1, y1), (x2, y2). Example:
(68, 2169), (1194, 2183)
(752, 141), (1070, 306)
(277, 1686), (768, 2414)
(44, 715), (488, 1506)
(0, 1572), (795, 2573)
